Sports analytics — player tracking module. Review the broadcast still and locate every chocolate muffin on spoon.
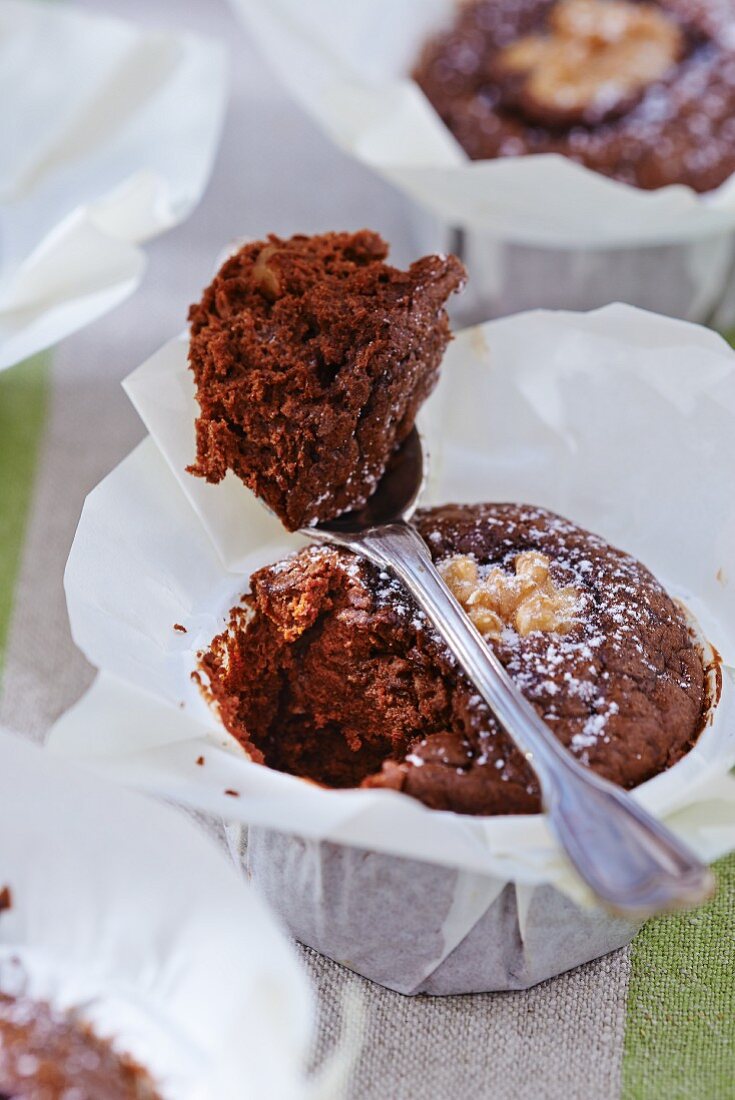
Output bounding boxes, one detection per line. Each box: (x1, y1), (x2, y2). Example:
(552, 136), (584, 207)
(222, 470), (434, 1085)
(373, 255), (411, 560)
(188, 230), (466, 531)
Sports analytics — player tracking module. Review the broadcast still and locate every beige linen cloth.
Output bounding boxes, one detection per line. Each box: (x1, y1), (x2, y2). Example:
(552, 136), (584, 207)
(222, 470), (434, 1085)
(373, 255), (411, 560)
(0, 0), (630, 1094)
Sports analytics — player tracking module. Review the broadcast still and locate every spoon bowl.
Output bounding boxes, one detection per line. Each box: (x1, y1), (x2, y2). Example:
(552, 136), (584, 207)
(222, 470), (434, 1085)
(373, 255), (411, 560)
(310, 427), (425, 534)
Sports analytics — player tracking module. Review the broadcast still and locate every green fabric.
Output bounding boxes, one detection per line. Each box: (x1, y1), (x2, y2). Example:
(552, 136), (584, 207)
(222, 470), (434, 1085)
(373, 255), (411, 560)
(0, 354), (50, 676)
(622, 854), (735, 1099)
(625, 295), (733, 1100)
(623, 318), (735, 1092)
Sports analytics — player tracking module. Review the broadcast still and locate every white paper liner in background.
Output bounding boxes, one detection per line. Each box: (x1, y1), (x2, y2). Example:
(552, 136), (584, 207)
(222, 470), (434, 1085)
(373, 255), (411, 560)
(227, 0), (735, 250)
(0, 0), (226, 371)
(240, 829), (640, 994)
(47, 304), (735, 909)
(455, 232), (735, 327)
(0, 729), (323, 1099)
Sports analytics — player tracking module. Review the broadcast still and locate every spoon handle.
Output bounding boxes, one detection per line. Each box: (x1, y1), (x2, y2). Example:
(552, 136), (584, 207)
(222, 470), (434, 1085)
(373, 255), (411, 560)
(346, 520), (713, 918)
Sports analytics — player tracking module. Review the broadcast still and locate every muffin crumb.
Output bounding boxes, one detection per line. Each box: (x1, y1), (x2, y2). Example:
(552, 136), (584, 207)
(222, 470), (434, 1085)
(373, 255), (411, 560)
(187, 231), (465, 530)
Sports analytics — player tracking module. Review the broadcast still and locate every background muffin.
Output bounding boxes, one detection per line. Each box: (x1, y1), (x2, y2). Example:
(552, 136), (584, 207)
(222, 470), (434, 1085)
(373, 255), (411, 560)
(413, 0), (735, 192)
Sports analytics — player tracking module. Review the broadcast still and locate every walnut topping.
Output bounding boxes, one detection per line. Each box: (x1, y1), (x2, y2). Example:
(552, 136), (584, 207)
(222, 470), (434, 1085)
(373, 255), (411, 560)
(252, 244), (282, 300)
(497, 0), (684, 124)
(439, 551), (583, 640)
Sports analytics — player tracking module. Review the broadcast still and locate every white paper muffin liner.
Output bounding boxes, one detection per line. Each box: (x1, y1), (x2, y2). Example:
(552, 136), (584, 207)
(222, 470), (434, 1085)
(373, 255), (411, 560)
(241, 828), (638, 995)
(49, 305), (735, 995)
(0, 730), (318, 1098)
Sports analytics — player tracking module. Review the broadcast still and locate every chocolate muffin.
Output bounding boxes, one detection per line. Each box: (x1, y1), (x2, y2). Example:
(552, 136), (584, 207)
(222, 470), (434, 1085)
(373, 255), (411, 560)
(187, 231), (465, 531)
(198, 503), (710, 816)
(0, 994), (160, 1099)
(413, 0), (735, 192)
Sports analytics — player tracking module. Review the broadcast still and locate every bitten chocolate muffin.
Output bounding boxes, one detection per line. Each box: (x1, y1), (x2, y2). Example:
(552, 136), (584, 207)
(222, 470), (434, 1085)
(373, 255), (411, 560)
(0, 994), (161, 1099)
(187, 231), (465, 531)
(413, 0), (735, 192)
(198, 503), (710, 816)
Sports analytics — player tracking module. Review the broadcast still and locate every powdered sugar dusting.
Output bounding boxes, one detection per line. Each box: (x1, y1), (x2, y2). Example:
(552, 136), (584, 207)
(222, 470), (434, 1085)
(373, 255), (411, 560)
(414, 504), (700, 770)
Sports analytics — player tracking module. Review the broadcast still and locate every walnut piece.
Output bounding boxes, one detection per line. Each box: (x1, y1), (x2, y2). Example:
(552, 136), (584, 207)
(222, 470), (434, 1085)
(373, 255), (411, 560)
(252, 244), (282, 300)
(439, 551), (583, 640)
(498, 0), (684, 124)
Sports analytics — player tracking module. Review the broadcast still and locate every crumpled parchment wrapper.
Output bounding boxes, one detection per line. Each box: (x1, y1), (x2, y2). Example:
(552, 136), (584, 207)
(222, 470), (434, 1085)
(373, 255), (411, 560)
(49, 304), (735, 994)
(0, 729), (318, 1098)
(0, 0), (226, 370)
(242, 828), (637, 995)
(228, 0), (735, 250)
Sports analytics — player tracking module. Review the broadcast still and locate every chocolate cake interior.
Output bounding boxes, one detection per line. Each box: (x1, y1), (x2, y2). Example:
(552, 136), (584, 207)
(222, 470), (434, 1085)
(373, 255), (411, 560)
(187, 230), (465, 531)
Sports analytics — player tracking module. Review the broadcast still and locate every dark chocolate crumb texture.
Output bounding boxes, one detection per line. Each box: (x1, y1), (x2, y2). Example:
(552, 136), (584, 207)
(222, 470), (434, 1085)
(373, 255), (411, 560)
(198, 504), (708, 816)
(187, 230), (466, 531)
(413, 0), (735, 193)
(0, 994), (161, 1099)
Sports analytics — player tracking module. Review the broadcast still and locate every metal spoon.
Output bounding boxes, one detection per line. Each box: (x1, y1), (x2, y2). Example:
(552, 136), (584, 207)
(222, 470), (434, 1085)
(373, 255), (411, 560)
(303, 428), (714, 918)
